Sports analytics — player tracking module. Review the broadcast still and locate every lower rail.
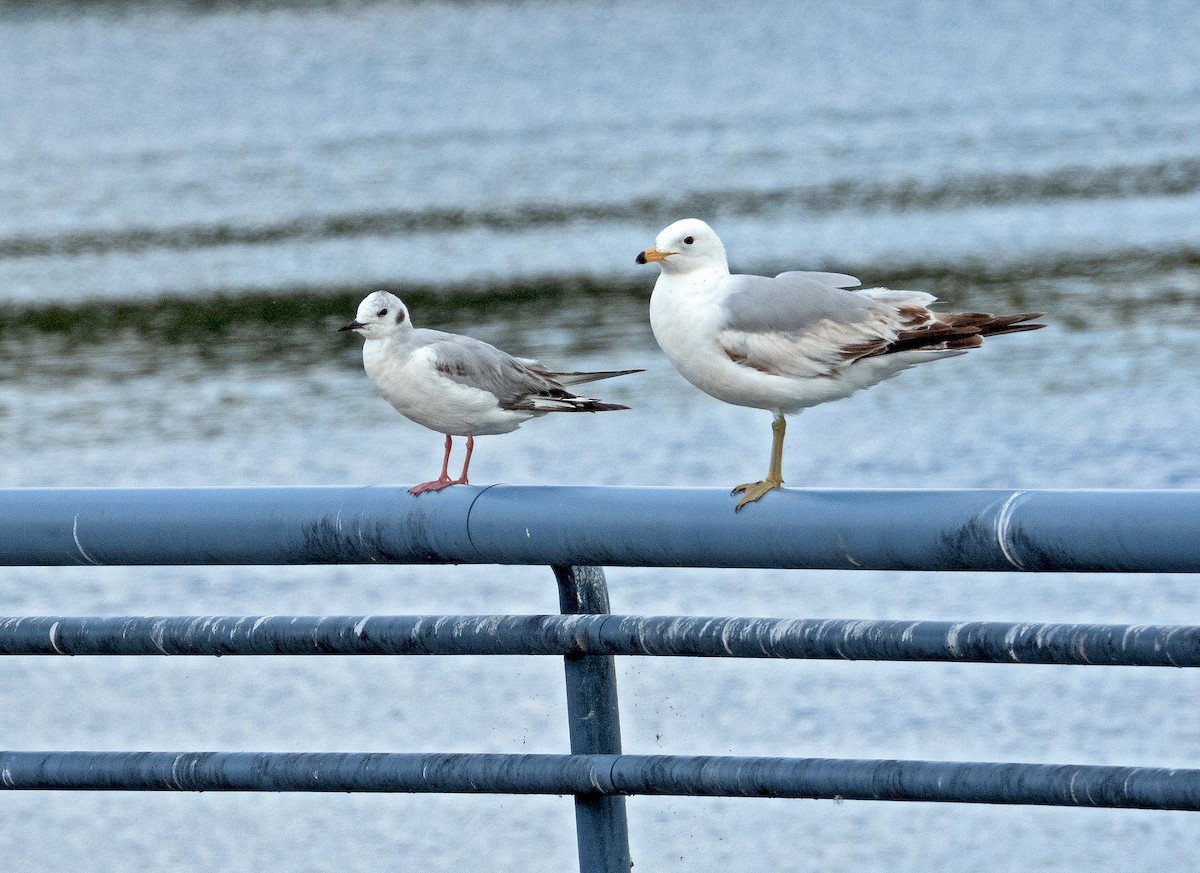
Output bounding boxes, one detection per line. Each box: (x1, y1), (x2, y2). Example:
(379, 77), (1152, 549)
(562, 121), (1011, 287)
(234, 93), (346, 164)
(2, 751), (1198, 809)
(1, 614), (1197, 666)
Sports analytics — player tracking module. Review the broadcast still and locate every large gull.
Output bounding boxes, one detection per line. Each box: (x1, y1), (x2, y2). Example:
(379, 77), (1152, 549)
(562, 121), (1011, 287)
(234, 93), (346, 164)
(341, 290), (640, 493)
(637, 218), (1044, 510)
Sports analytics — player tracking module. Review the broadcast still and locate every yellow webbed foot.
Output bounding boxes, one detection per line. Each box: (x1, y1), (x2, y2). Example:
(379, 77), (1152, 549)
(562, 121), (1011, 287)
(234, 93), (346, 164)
(731, 478), (783, 511)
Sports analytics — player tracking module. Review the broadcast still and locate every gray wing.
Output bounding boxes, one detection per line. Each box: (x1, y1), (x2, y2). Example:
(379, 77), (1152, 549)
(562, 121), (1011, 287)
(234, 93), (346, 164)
(420, 332), (561, 408)
(422, 332), (628, 412)
(718, 274), (934, 379)
(721, 273), (882, 334)
(775, 270), (861, 289)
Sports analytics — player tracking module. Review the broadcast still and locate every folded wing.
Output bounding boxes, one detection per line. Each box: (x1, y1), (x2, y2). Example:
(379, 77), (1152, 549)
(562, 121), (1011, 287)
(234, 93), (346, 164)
(428, 334), (636, 412)
(718, 273), (1043, 379)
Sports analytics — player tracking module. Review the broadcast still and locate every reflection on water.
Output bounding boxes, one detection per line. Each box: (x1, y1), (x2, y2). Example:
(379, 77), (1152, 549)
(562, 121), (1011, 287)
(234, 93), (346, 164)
(7, 153), (1200, 261)
(3, 0), (1200, 871)
(3, 260), (1200, 364)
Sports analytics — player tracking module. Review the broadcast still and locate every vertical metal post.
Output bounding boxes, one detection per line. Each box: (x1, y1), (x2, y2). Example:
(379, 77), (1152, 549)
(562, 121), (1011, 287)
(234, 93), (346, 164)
(553, 565), (633, 873)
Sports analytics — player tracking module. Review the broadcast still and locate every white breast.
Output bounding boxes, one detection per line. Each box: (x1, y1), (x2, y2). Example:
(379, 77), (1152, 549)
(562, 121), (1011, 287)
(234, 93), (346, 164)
(650, 275), (820, 413)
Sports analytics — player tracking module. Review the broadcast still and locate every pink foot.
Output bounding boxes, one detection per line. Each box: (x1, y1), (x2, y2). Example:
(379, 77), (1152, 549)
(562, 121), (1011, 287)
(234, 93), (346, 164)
(409, 476), (467, 495)
(410, 434), (474, 495)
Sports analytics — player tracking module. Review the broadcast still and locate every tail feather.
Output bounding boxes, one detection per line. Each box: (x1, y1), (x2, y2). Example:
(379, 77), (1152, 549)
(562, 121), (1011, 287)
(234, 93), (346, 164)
(520, 396), (630, 413)
(568, 401), (631, 412)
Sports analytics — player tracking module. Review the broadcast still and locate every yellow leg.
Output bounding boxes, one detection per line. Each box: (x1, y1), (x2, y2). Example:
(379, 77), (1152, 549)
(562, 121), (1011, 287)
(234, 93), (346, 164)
(732, 415), (787, 511)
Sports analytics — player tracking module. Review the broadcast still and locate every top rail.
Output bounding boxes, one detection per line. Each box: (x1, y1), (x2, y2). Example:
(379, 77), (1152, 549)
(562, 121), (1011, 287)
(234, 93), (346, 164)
(0, 486), (1197, 572)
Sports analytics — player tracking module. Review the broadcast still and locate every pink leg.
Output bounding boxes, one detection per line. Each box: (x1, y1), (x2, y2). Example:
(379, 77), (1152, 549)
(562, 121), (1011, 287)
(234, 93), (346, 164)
(409, 434), (457, 495)
(450, 434), (475, 486)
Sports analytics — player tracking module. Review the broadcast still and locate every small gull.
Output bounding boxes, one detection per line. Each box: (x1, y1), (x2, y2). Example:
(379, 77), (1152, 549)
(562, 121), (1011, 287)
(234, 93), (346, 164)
(340, 290), (641, 493)
(637, 218), (1044, 510)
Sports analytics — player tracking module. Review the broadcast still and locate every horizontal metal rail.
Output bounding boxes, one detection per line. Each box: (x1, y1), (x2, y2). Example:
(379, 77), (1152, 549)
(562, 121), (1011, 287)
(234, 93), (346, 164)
(3, 751), (1199, 810)
(2, 614), (1199, 666)
(1, 486), (1198, 571)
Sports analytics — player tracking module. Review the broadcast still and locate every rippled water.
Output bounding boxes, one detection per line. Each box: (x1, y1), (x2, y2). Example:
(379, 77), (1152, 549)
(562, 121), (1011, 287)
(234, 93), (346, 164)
(4, 0), (1200, 301)
(3, 1), (1200, 871)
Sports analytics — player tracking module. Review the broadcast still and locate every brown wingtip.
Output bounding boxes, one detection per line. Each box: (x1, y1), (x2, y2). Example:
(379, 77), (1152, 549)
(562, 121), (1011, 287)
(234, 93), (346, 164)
(854, 310), (1046, 359)
(978, 312), (1047, 336)
(983, 321), (1046, 337)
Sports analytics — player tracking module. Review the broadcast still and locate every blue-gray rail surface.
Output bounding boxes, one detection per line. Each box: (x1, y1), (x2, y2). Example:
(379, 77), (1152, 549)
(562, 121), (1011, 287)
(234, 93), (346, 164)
(2, 613), (1199, 666)
(1, 485), (1198, 571)
(3, 751), (1199, 810)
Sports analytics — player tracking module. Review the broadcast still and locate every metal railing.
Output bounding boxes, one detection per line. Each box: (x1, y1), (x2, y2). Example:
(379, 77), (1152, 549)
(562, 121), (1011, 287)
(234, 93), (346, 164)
(2, 485), (1199, 873)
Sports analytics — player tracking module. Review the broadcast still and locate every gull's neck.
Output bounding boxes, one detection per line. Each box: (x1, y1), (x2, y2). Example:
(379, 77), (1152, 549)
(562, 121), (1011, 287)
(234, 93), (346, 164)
(362, 324), (415, 360)
(657, 258), (731, 296)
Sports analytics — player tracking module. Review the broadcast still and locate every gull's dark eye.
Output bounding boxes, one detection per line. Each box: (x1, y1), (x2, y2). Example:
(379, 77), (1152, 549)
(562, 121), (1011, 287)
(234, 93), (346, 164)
(684, 236), (694, 245)
(377, 308), (388, 317)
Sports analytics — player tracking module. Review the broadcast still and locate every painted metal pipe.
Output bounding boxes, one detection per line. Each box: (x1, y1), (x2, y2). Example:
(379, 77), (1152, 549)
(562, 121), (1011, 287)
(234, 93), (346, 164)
(0, 486), (1198, 571)
(2, 751), (1199, 810)
(1, 614), (1198, 666)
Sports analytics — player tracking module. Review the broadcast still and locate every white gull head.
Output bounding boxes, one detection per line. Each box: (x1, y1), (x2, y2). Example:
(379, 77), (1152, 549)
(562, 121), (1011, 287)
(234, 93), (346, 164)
(637, 218), (729, 277)
(339, 290), (412, 340)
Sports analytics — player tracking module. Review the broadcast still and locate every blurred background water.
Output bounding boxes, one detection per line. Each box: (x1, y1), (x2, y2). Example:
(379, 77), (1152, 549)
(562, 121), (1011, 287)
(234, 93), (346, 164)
(2, 0), (1200, 870)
